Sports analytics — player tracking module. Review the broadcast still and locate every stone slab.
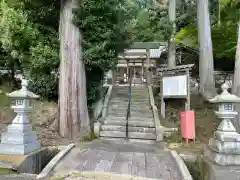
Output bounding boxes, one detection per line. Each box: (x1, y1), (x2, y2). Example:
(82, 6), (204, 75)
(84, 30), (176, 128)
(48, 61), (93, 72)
(37, 144), (75, 179)
(203, 156), (240, 180)
(50, 140), (184, 180)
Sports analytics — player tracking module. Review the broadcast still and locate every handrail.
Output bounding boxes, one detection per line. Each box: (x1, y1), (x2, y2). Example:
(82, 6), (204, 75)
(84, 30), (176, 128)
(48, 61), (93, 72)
(126, 69), (133, 139)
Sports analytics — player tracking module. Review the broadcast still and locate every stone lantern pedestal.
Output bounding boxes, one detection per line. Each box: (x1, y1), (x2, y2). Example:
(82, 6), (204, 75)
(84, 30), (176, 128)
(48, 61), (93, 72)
(204, 83), (240, 180)
(0, 79), (40, 155)
(204, 83), (240, 165)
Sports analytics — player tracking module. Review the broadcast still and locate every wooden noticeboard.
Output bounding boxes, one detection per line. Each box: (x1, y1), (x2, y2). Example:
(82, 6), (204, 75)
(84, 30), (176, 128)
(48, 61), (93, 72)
(162, 75), (188, 97)
(159, 64), (194, 118)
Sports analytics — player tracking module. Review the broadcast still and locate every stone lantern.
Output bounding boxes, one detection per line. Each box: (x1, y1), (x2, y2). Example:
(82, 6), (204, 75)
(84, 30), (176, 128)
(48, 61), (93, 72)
(205, 83), (240, 165)
(0, 79), (41, 155)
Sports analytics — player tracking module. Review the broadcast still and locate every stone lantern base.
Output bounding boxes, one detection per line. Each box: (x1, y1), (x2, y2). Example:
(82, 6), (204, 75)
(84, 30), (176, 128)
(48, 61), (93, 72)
(204, 118), (240, 165)
(0, 124), (40, 155)
(205, 144), (240, 165)
(203, 155), (240, 180)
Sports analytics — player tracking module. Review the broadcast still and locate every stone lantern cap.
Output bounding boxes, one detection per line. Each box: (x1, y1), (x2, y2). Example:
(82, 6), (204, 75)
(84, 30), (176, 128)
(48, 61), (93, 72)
(6, 79), (39, 99)
(209, 83), (240, 103)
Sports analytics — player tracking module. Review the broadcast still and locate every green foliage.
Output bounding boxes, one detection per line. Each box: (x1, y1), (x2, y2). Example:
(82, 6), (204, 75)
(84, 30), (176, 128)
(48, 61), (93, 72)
(176, 0), (240, 65)
(75, 0), (131, 70)
(0, 0), (39, 70)
(185, 158), (204, 180)
(28, 74), (58, 101)
(0, 0), (133, 109)
(0, 0), (59, 100)
(74, 0), (133, 108)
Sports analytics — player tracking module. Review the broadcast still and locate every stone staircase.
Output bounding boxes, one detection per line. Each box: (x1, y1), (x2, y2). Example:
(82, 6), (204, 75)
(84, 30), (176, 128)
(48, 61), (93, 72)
(100, 86), (157, 140)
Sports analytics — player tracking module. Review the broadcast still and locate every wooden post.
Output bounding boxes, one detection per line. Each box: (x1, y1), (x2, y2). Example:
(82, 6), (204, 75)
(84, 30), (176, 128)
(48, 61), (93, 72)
(185, 69), (191, 111)
(160, 72), (166, 118)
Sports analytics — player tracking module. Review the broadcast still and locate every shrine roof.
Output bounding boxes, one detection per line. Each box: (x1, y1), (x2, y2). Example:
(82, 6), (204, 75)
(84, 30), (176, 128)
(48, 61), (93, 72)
(118, 44), (166, 59)
(130, 42), (167, 49)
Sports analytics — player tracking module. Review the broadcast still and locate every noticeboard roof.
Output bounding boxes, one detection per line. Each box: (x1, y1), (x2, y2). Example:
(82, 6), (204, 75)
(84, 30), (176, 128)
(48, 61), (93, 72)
(158, 64), (195, 72)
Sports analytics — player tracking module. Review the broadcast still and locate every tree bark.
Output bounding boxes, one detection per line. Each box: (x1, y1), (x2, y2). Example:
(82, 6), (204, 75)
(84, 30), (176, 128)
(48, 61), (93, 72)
(197, 0), (216, 99)
(167, 0), (176, 68)
(59, 0), (90, 139)
(232, 22), (240, 132)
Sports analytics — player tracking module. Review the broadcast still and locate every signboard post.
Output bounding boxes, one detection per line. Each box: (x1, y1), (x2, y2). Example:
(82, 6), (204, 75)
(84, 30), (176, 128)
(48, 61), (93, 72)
(159, 64), (193, 118)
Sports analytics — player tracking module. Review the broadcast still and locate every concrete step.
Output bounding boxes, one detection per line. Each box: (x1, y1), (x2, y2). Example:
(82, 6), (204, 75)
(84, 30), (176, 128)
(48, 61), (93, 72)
(99, 131), (156, 140)
(104, 120), (155, 127)
(101, 125), (156, 133)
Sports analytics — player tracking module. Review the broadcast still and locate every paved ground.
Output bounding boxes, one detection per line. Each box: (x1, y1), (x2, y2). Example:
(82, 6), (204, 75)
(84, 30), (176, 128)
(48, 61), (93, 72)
(50, 139), (182, 180)
(0, 173), (36, 180)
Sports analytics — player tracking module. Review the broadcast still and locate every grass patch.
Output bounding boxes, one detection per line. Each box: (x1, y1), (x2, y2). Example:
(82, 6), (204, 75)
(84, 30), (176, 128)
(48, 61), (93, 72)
(50, 176), (65, 180)
(0, 168), (18, 175)
(185, 157), (204, 180)
(81, 132), (98, 142)
(165, 130), (182, 143)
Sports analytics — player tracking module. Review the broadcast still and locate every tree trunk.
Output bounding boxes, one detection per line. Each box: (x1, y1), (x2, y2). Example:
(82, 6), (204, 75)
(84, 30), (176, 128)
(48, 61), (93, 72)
(59, 0), (91, 139)
(197, 0), (216, 99)
(167, 0), (176, 68)
(218, 0), (221, 27)
(232, 22), (240, 132)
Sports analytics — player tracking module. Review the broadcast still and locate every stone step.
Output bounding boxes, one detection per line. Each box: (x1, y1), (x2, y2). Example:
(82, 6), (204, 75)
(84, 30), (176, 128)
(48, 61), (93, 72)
(111, 101), (149, 105)
(108, 113), (153, 118)
(114, 91), (148, 94)
(109, 109), (152, 115)
(99, 137), (156, 144)
(114, 87), (148, 90)
(107, 115), (153, 119)
(106, 116), (154, 121)
(114, 90), (148, 93)
(113, 95), (149, 98)
(108, 112), (153, 118)
(104, 120), (155, 127)
(101, 125), (156, 133)
(99, 131), (156, 140)
(110, 104), (151, 109)
(113, 99), (149, 102)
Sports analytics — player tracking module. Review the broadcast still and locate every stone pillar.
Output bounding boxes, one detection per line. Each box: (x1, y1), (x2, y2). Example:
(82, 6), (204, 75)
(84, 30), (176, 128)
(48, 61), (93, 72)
(205, 83), (240, 165)
(0, 79), (40, 155)
(127, 60), (129, 83)
(133, 61), (136, 86)
(112, 68), (117, 85)
(141, 60), (144, 84)
(146, 49), (151, 85)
